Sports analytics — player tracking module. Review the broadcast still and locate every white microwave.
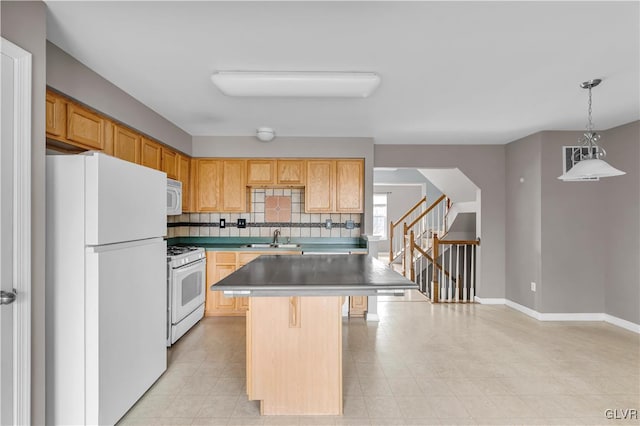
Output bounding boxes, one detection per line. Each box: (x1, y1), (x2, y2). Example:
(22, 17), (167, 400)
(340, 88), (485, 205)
(167, 178), (182, 216)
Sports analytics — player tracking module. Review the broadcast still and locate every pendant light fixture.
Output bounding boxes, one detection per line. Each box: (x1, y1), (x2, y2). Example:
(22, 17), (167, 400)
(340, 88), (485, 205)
(558, 79), (626, 180)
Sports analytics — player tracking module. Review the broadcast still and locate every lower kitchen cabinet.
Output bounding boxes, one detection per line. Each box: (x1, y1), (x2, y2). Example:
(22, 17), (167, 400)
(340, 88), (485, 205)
(349, 296), (368, 317)
(205, 251), (299, 316)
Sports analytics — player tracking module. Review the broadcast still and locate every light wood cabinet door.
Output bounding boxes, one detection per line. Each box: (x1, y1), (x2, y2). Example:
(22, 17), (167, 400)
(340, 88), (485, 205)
(247, 160), (276, 186)
(178, 154), (191, 212)
(113, 125), (141, 164)
(349, 296), (368, 317)
(46, 91), (66, 138)
(162, 148), (179, 180)
(305, 160), (335, 213)
(336, 159), (364, 213)
(212, 265), (238, 313)
(277, 160), (305, 185)
(67, 103), (105, 150)
(194, 159), (221, 212)
(140, 137), (162, 170)
(221, 159), (246, 212)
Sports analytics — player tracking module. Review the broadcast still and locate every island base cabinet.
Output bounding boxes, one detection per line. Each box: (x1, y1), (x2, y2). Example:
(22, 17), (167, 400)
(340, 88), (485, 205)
(247, 296), (343, 415)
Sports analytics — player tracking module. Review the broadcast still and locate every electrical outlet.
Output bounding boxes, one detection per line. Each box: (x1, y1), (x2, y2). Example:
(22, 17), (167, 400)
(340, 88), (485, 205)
(531, 282), (536, 292)
(237, 218), (246, 229)
(345, 220), (354, 229)
(219, 218), (226, 229)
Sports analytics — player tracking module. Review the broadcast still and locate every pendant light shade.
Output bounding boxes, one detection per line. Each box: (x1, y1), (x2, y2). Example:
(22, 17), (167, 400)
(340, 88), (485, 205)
(558, 79), (626, 181)
(558, 158), (626, 181)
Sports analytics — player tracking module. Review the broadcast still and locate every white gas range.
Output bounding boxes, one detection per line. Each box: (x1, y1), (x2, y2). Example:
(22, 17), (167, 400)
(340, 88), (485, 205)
(166, 245), (206, 346)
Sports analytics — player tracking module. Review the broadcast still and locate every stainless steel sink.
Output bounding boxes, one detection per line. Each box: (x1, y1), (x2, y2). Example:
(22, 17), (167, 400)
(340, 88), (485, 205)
(243, 243), (301, 249)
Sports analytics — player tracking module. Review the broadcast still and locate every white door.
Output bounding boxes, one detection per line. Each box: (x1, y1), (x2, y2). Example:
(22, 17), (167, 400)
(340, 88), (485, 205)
(0, 38), (32, 425)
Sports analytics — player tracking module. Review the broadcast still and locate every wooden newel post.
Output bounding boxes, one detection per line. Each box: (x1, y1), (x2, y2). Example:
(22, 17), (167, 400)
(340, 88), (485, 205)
(409, 230), (415, 282)
(432, 235), (439, 303)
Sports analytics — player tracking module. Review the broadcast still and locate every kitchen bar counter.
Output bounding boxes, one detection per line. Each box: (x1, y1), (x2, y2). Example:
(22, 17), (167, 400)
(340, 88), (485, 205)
(209, 255), (416, 416)
(212, 254), (417, 296)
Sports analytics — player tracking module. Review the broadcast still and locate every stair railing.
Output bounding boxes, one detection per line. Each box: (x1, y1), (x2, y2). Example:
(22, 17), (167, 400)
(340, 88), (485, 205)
(409, 234), (479, 303)
(402, 194), (449, 275)
(388, 196), (427, 267)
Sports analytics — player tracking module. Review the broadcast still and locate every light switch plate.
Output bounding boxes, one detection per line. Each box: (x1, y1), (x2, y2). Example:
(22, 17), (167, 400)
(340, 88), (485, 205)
(219, 218), (226, 228)
(325, 219), (332, 229)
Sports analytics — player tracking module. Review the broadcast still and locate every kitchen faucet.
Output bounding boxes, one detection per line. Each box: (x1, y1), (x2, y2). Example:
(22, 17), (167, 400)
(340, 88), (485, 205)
(272, 229), (280, 245)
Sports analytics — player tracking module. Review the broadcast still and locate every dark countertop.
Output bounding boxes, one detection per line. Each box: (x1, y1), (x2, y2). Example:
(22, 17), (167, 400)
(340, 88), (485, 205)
(211, 254), (417, 297)
(166, 237), (368, 254)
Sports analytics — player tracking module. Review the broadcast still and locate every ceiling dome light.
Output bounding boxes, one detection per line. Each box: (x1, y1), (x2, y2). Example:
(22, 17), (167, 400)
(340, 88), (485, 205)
(558, 78), (626, 181)
(256, 127), (275, 142)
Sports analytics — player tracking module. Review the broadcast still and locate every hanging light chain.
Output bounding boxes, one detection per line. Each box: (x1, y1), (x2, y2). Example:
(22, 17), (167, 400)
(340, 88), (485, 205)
(586, 85), (593, 132)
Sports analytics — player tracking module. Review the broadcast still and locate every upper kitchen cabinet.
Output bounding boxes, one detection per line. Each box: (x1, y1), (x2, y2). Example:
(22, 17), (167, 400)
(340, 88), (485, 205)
(305, 160), (335, 213)
(113, 125), (141, 164)
(178, 154), (192, 212)
(194, 159), (222, 212)
(221, 159), (247, 212)
(247, 160), (276, 186)
(277, 159), (305, 185)
(305, 159), (364, 213)
(162, 148), (179, 180)
(335, 159), (364, 213)
(140, 137), (162, 170)
(46, 91), (66, 139)
(66, 103), (105, 151)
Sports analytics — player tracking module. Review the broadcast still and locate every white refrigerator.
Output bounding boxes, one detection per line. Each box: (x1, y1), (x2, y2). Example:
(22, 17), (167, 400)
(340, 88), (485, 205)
(46, 152), (167, 425)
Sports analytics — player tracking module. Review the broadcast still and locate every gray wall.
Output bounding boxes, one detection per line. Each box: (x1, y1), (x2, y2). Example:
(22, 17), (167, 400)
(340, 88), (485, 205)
(1, 1), (46, 423)
(373, 168), (442, 203)
(505, 123), (639, 324)
(539, 131), (608, 314)
(46, 42), (192, 154)
(193, 136), (375, 234)
(601, 121), (639, 324)
(373, 184), (423, 254)
(374, 144), (506, 299)
(505, 133), (542, 310)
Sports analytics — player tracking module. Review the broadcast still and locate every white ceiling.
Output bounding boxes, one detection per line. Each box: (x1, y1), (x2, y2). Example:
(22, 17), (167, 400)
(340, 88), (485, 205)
(45, 1), (639, 145)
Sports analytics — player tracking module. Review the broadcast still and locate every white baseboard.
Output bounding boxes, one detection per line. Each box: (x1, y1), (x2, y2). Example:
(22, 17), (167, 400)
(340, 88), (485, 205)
(366, 313), (380, 322)
(474, 296), (506, 305)
(604, 314), (640, 334)
(480, 298), (640, 334)
(504, 299), (541, 320)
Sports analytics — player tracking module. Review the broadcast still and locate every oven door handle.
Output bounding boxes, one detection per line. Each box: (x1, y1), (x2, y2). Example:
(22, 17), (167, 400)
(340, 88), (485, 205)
(172, 257), (206, 271)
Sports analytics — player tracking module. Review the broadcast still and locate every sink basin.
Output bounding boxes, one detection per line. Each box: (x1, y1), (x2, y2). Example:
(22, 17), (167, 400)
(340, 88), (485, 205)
(243, 243), (301, 249)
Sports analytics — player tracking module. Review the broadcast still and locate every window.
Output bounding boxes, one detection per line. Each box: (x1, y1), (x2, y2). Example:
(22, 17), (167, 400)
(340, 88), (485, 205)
(562, 145), (600, 181)
(372, 193), (388, 240)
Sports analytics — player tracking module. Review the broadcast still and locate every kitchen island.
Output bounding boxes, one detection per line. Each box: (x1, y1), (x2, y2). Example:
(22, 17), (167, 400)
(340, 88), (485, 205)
(212, 254), (417, 416)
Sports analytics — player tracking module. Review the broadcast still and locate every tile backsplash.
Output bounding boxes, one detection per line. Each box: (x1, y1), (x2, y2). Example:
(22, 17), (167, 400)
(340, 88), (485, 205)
(167, 188), (362, 238)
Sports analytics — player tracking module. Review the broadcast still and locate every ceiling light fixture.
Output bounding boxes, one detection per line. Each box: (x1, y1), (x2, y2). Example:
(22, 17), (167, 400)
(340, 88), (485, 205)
(256, 127), (276, 142)
(558, 79), (626, 181)
(211, 71), (381, 98)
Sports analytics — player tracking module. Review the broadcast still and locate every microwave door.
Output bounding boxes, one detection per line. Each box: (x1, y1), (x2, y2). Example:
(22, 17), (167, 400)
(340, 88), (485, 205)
(166, 186), (182, 215)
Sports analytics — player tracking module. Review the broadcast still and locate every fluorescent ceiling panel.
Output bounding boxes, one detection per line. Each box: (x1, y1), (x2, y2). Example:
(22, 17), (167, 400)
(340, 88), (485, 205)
(211, 71), (381, 98)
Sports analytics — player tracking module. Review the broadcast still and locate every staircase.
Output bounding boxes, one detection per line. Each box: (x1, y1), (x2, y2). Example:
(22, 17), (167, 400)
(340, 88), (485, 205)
(388, 195), (479, 303)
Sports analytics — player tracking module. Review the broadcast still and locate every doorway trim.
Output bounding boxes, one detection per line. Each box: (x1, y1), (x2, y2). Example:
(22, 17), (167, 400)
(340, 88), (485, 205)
(1, 36), (32, 425)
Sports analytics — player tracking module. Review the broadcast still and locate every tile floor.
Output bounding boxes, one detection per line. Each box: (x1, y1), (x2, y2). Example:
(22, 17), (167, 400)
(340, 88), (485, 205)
(119, 293), (640, 425)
